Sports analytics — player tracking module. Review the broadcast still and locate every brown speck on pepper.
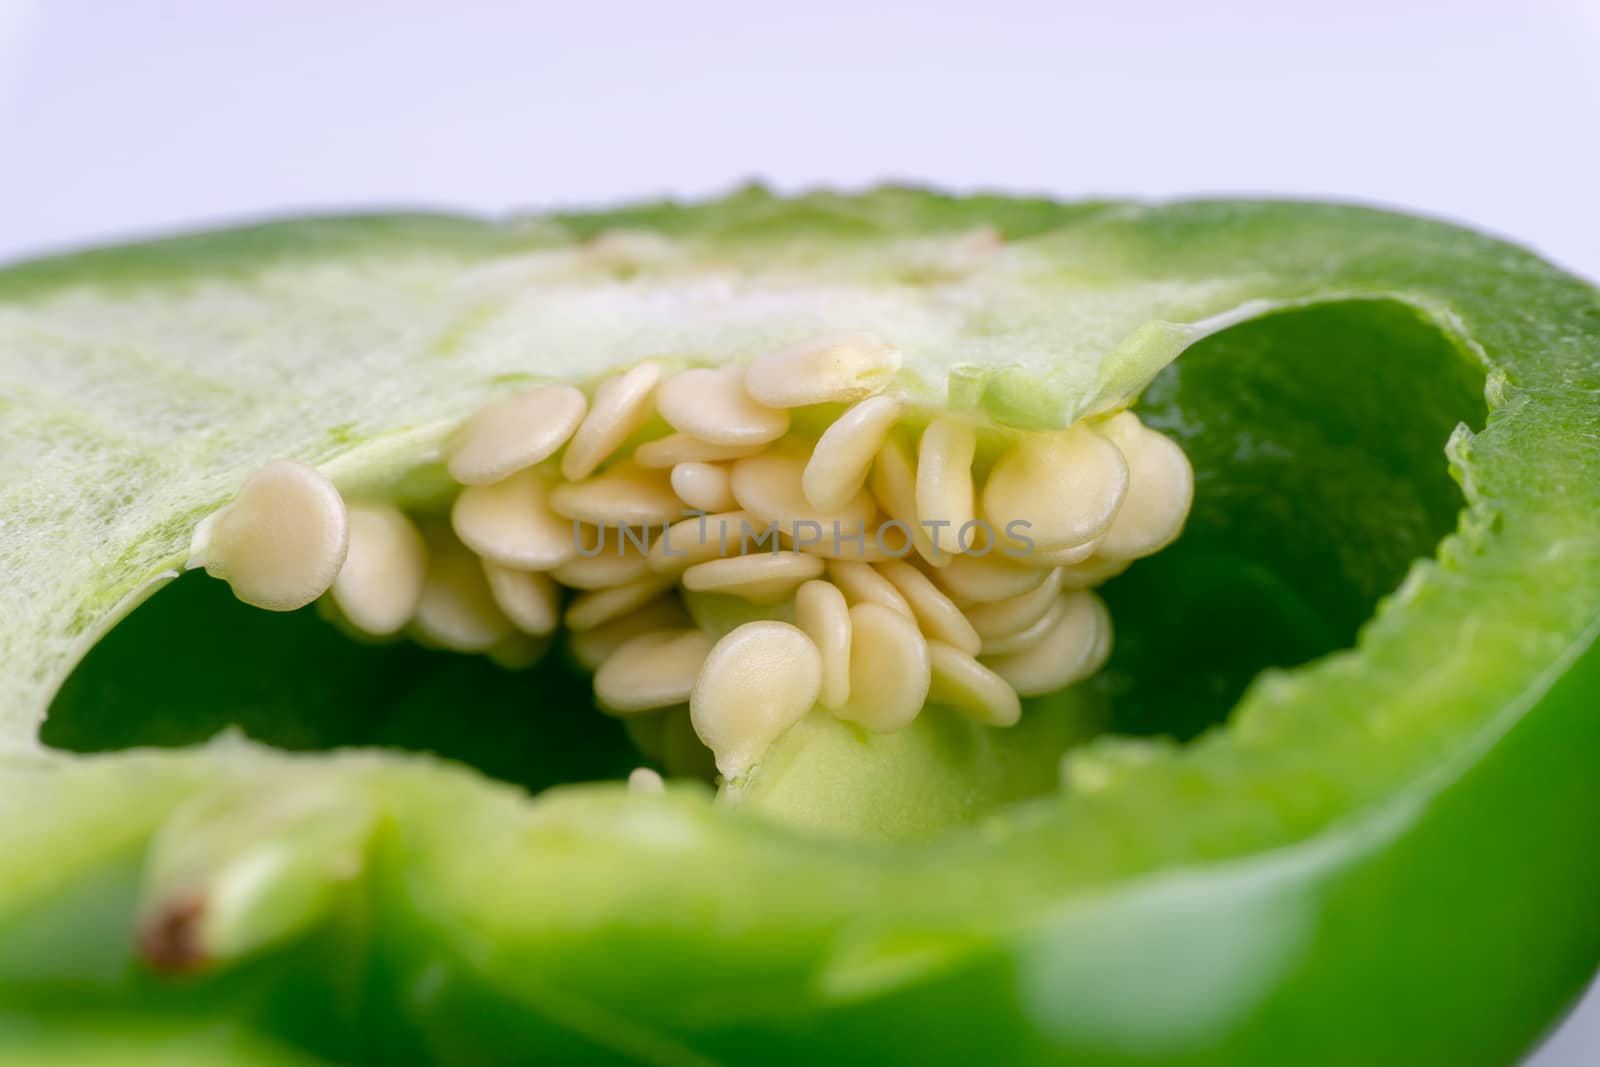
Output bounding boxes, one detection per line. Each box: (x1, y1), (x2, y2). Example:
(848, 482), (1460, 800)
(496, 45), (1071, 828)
(137, 892), (209, 974)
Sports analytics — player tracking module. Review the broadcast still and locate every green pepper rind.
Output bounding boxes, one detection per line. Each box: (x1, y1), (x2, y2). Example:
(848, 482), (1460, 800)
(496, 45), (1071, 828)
(1, 190), (1597, 1064)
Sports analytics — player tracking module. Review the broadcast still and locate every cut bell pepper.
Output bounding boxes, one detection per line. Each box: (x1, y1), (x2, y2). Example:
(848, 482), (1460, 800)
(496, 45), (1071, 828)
(0, 188), (1597, 1065)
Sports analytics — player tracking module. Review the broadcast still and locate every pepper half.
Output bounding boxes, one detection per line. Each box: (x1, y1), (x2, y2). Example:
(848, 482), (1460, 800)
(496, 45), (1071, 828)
(0, 189), (1597, 1065)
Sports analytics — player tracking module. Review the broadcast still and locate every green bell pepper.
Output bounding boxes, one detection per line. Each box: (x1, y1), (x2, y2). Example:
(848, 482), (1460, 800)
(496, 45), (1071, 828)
(0, 188), (1597, 1065)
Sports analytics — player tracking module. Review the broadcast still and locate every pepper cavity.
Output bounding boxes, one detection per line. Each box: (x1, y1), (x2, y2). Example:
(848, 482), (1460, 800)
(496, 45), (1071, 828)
(187, 332), (1193, 782)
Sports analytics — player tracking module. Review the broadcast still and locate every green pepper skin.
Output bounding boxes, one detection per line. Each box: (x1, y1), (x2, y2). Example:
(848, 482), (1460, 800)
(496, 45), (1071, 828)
(1, 191), (1598, 1065)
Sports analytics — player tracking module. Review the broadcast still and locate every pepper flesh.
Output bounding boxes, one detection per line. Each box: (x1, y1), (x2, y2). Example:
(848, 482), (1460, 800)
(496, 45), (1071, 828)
(1, 189), (1598, 1065)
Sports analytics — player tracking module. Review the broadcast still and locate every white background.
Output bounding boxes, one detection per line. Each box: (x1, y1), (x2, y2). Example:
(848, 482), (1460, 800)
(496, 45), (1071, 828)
(1, 1), (1597, 1061)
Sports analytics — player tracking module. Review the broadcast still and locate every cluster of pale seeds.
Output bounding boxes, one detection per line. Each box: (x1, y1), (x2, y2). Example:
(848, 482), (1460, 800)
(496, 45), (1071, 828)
(189, 333), (1193, 783)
